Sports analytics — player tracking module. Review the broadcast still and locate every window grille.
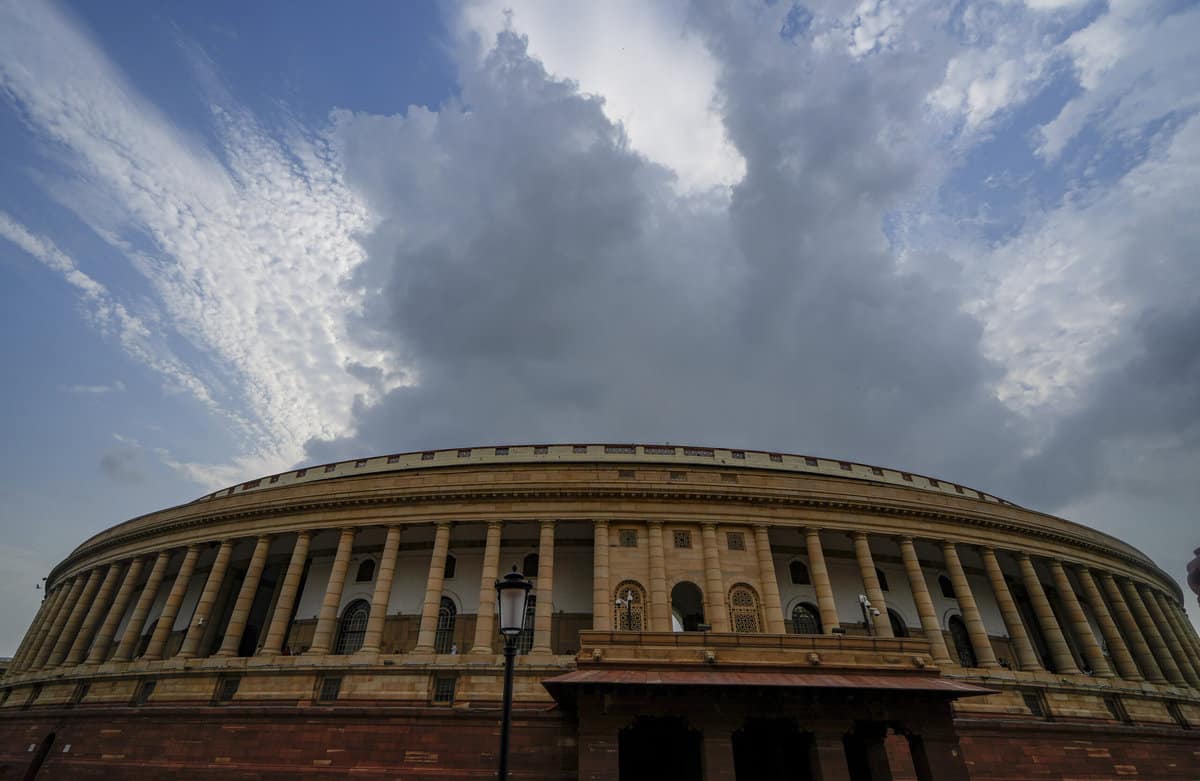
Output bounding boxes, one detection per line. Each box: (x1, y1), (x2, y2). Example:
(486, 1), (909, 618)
(789, 561), (811, 585)
(949, 615), (976, 668)
(613, 581), (646, 632)
(334, 600), (370, 654)
(672, 530), (692, 549)
(434, 597), (457, 654)
(215, 677), (240, 703)
(355, 559), (375, 582)
(645, 446), (675, 455)
(318, 676), (341, 702)
(791, 603), (822, 635)
(728, 584), (763, 634)
(432, 676), (456, 704)
(515, 596), (537, 654)
(619, 529), (638, 547)
(726, 532), (745, 551)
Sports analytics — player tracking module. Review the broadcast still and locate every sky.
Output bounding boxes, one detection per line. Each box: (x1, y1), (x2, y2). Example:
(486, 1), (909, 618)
(0, 0), (1198, 654)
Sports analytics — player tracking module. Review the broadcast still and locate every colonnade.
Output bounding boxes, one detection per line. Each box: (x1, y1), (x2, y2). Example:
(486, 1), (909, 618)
(7, 521), (1200, 694)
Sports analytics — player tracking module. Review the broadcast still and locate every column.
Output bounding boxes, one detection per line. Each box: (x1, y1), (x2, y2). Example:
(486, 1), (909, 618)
(1162, 598), (1200, 674)
(472, 522), (504, 653)
(941, 542), (998, 668)
(1099, 572), (1164, 682)
(1150, 591), (1200, 687)
(1016, 553), (1079, 674)
(67, 564), (123, 665)
(806, 528), (840, 634)
(647, 522), (670, 632)
(700, 523), (730, 632)
(899, 537), (952, 665)
(176, 540), (234, 658)
(309, 527), (357, 654)
(591, 521), (612, 633)
(811, 726), (854, 781)
(754, 525), (786, 634)
(701, 719), (737, 781)
(1047, 561), (1112, 677)
(259, 531), (311, 655)
(1132, 583), (1190, 686)
(414, 522), (452, 653)
(86, 557), (147, 664)
(362, 526), (403, 654)
(979, 547), (1041, 671)
(215, 535), (273, 656)
(47, 568), (103, 667)
(1074, 567), (1140, 680)
(852, 532), (892, 637)
(530, 520), (557, 654)
(10, 591), (57, 673)
(113, 551), (171, 662)
(1119, 578), (1184, 684)
(32, 577), (84, 670)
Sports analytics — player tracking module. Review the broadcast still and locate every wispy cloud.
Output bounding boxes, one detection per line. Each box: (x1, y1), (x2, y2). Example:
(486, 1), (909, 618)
(58, 380), (126, 394)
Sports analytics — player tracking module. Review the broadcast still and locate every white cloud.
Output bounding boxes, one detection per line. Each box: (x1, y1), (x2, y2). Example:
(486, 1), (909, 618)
(460, 0), (744, 194)
(58, 380), (126, 394)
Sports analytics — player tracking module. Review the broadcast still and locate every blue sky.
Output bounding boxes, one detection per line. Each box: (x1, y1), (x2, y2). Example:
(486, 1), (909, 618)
(1, 0), (1199, 652)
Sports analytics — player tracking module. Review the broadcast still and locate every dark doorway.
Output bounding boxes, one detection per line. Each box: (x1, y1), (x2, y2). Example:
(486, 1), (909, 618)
(619, 716), (702, 781)
(734, 718), (813, 781)
(671, 581), (705, 632)
(23, 731), (55, 780)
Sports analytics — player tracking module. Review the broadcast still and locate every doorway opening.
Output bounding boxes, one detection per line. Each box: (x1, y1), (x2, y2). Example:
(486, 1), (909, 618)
(670, 581), (705, 632)
(23, 731), (55, 780)
(733, 718), (813, 781)
(619, 716), (702, 781)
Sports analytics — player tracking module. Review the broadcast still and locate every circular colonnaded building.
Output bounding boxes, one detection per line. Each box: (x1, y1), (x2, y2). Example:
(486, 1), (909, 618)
(3, 444), (1200, 780)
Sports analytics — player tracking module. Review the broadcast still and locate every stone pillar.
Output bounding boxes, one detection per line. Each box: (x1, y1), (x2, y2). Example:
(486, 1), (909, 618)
(941, 542), (998, 668)
(806, 528), (840, 634)
(1150, 591), (1200, 687)
(908, 726), (971, 781)
(309, 528), (357, 655)
(700, 523), (730, 632)
(979, 547), (1041, 671)
(899, 537), (952, 665)
(361, 526), (403, 655)
(113, 551), (171, 662)
(811, 726), (853, 781)
(414, 522), (452, 653)
(1074, 566), (1140, 680)
(754, 525), (786, 634)
(32, 577), (84, 670)
(1016, 553), (1080, 674)
(530, 520), (557, 654)
(215, 535), (273, 657)
(1047, 561), (1112, 677)
(647, 522), (671, 632)
(10, 590), (57, 673)
(260, 531), (311, 655)
(66, 564), (124, 666)
(175, 540), (234, 659)
(1137, 583), (1195, 686)
(48, 568), (104, 667)
(591, 521), (612, 633)
(1099, 572), (1164, 682)
(852, 532), (892, 637)
(701, 720), (737, 781)
(87, 557), (147, 664)
(1162, 598), (1200, 676)
(471, 521), (504, 653)
(1119, 578), (1184, 685)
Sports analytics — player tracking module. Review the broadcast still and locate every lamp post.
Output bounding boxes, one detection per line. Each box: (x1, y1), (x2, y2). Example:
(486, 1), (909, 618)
(614, 589), (635, 630)
(494, 565), (532, 781)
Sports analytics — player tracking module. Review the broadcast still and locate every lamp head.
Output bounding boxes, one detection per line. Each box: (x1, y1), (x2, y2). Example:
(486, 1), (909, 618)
(495, 565), (533, 637)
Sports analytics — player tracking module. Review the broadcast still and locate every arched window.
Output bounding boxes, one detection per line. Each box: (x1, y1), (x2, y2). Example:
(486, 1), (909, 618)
(515, 596), (537, 654)
(728, 584), (763, 634)
(671, 581), (705, 632)
(613, 581), (647, 631)
(875, 568), (890, 592)
(355, 559), (375, 583)
(434, 597), (456, 654)
(789, 560), (811, 585)
(334, 599), (370, 654)
(791, 603), (821, 635)
(443, 554), (456, 580)
(887, 608), (908, 638)
(938, 574), (955, 599)
(523, 553), (539, 578)
(948, 615), (976, 667)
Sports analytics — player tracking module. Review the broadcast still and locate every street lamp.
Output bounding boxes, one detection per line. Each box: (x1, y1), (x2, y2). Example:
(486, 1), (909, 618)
(494, 565), (532, 781)
(614, 589), (635, 631)
(858, 594), (880, 636)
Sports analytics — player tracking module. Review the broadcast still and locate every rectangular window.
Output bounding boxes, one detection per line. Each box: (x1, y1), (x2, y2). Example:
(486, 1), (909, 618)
(928, 478), (940, 487)
(1104, 696), (1131, 724)
(573, 445), (588, 453)
(769, 453), (783, 462)
(673, 530), (692, 549)
(804, 457), (819, 466)
(432, 676), (456, 704)
(495, 447), (509, 455)
(726, 532), (746, 551)
(644, 446), (675, 455)
(619, 529), (638, 548)
(387, 454), (400, 463)
(605, 445), (636, 454)
(295, 468), (307, 477)
(670, 471), (686, 480)
(683, 447), (713, 457)
(318, 676), (342, 702)
(534, 446), (548, 454)
(731, 450), (746, 459)
(131, 680), (155, 706)
(242, 479), (261, 489)
(324, 464), (337, 473)
(618, 469), (635, 478)
(421, 452), (435, 461)
(215, 677), (240, 704)
(870, 467), (884, 476)
(458, 449), (471, 457)
(355, 459), (368, 468)
(839, 461), (853, 471)
(268, 475), (280, 483)
(1021, 691), (1048, 719)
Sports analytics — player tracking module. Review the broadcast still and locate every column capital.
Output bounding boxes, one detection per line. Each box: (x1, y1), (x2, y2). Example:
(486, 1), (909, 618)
(896, 534), (915, 544)
(539, 518), (557, 529)
(701, 521), (718, 531)
(486, 519), (504, 531)
(850, 529), (868, 541)
(646, 519), (663, 528)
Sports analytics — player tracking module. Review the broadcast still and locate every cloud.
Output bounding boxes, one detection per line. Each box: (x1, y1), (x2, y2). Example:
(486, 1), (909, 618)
(58, 380), (126, 394)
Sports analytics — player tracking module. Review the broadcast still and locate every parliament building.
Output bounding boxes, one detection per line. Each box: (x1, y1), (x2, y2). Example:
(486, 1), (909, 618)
(2, 444), (1199, 779)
